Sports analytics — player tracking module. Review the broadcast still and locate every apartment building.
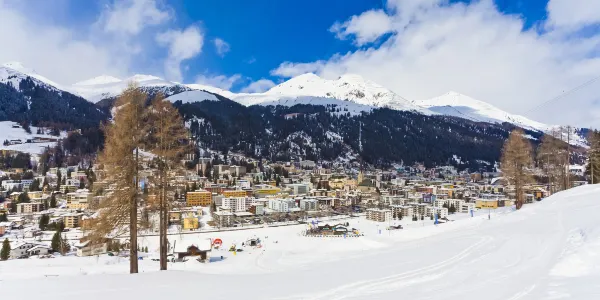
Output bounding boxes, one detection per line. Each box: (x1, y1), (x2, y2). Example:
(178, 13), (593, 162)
(222, 190), (247, 198)
(382, 195), (405, 206)
(63, 213), (83, 228)
(391, 205), (414, 219)
(212, 211), (234, 227)
(287, 183), (310, 195)
(366, 208), (392, 222)
(268, 198), (296, 212)
(16, 202), (44, 214)
(426, 206), (449, 219)
(66, 190), (92, 210)
(220, 197), (256, 212)
(254, 184), (281, 197)
(186, 190), (212, 206)
(299, 199), (318, 211)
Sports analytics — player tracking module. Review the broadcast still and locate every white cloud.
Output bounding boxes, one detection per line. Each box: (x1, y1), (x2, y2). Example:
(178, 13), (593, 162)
(0, 1), (129, 84)
(270, 61), (327, 78)
(241, 79), (276, 93)
(98, 0), (172, 35)
(214, 38), (230, 57)
(195, 74), (242, 90)
(156, 25), (204, 82)
(246, 57), (257, 64)
(546, 0), (600, 29)
(329, 9), (394, 45)
(272, 0), (600, 128)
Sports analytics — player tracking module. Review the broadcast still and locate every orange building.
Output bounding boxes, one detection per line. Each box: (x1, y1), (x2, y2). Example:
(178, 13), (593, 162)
(186, 190), (212, 206)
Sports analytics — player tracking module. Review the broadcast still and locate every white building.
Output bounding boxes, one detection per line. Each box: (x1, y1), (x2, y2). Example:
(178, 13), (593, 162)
(1, 180), (23, 191)
(366, 208), (392, 222)
(10, 242), (42, 258)
(221, 197), (253, 212)
(287, 183), (310, 195)
(299, 199), (318, 211)
(268, 199), (297, 212)
(434, 199), (474, 213)
(381, 195), (405, 206)
(426, 206), (449, 219)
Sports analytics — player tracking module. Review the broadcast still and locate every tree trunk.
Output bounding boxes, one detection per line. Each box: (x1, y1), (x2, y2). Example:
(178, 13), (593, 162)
(130, 147), (139, 274)
(160, 175), (168, 270)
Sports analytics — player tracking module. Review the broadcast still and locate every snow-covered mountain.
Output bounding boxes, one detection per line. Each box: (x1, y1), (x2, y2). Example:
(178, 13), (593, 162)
(214, 73), (431, 114)
(415, 91), (549, 131)
(1, 61), (586, 147)
(69, 74), (192, 103)
(0, 62), (63, 92)
(414, 91), (587, 147)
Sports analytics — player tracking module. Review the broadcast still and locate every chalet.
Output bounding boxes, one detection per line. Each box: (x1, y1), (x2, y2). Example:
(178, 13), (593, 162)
(10, 242), (42, 258)
(173, 239), (212, 262)
(74, 238), (111, 257)
(26, 245), (52, 256)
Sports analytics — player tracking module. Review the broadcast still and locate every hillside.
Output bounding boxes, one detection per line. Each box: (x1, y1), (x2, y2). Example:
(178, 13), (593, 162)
(172, 97), (533, 170)
(0, 63), (108, 130)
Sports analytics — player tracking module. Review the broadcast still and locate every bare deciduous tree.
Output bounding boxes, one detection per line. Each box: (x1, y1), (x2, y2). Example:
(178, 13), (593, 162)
(88, 83), (147, 274)
(501, 129), (533, 210)
(146, 94), (190, 270)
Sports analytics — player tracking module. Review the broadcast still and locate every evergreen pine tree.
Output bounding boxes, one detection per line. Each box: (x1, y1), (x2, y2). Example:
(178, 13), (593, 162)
(50, 194), (57, 208)
(39, 214), (49, 230)
(1, 238), (10, 260)
(51, 231), (61, 252)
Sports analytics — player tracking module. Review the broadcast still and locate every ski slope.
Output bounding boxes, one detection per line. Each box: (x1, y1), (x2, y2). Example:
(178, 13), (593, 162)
(2, 184), (600, 299)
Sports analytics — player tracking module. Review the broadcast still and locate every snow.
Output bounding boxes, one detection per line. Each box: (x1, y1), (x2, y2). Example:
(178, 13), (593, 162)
(73, 75), (122, 86)
(415, 91), (588, 147)
(1, 61), (63, 89)
(3, 185), (600, 299)
(166, 90), (219, 103)
(416, 91), (549, 131)
(216, 73), (432, 114)
(68, 74), (182, 103)
(0, 121), (65, 155)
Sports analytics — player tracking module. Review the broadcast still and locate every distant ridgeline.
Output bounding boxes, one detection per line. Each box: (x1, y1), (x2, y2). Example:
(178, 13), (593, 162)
(0, 79), (548, 170)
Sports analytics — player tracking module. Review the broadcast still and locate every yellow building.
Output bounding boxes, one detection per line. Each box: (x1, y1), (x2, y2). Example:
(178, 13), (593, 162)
(186, 190), (212, 206)
(223, 190), (247, 198)
(66, 191), (92, 210)
(27, 191), (43, 199)
(64, 214), (83, 228)
(254, 184), (280, 196)
(476, 199), (500, 209)
(329, 179), (345, 190)
(183, 217), (199, 230)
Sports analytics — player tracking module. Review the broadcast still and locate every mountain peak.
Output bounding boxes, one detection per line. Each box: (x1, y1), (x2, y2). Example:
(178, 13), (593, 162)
(74, 75), (122, 86)
(338, 73), (366, 83)
(128, 74), (163, 82)
(2, 61), (29, 71)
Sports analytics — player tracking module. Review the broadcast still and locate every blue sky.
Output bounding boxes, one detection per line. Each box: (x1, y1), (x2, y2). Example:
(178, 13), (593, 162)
(172, 0), (552, 90)
(125, 0), (553, 90)
(1, 0), (600, 127)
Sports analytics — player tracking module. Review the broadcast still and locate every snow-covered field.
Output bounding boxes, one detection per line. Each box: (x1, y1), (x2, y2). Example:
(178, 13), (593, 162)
(0, 121), (65, 155)
(2, 184), (600, 299)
